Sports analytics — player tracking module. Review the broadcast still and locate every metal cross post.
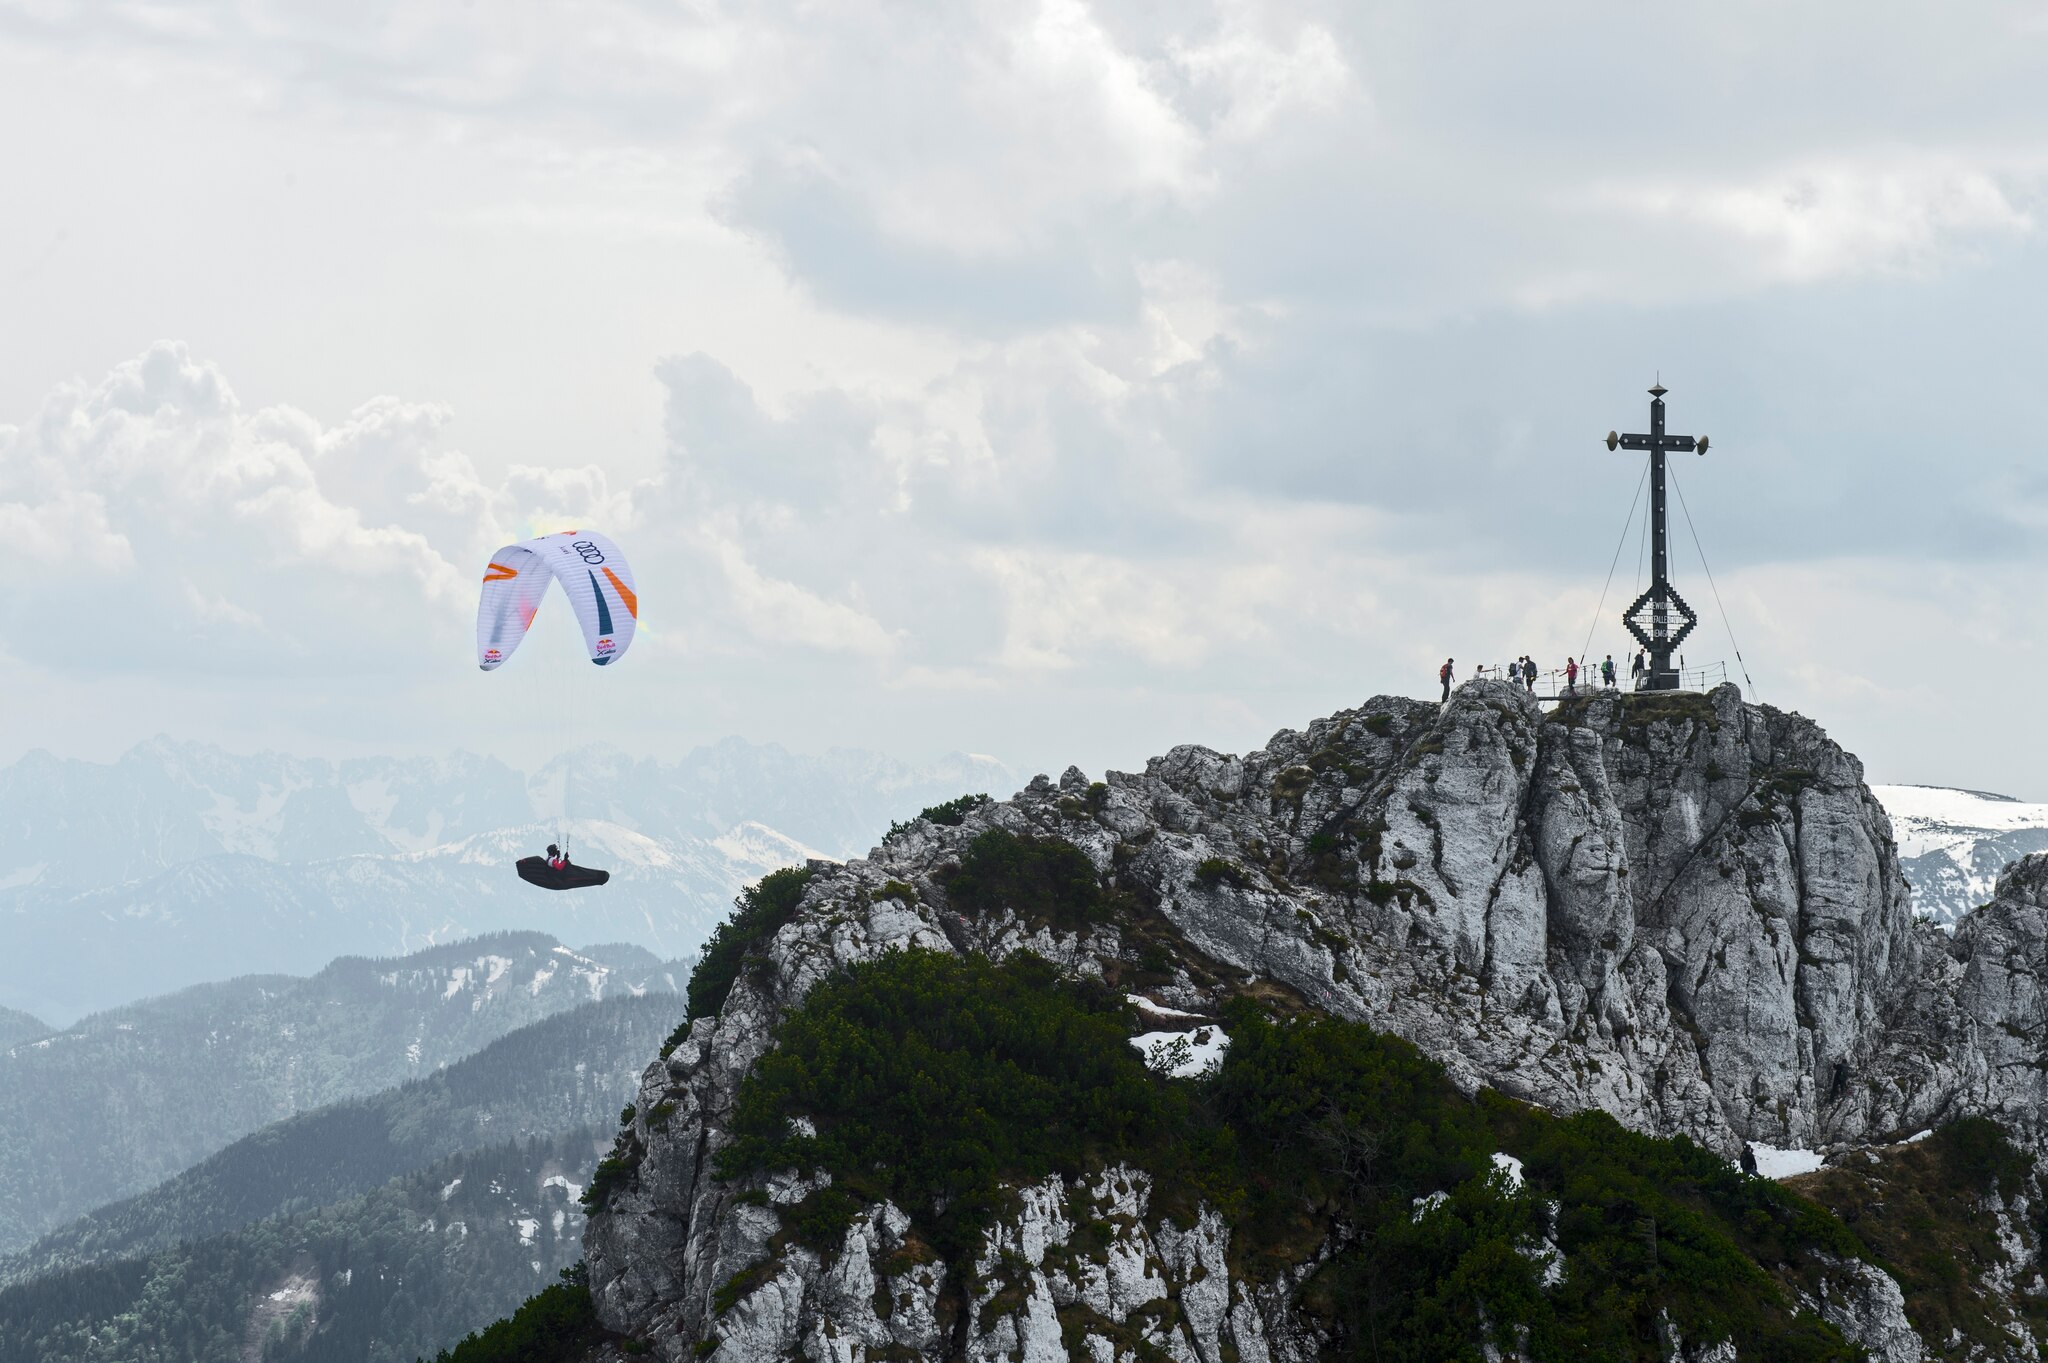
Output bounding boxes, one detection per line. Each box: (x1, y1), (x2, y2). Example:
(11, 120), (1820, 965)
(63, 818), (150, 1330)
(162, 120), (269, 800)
(1606, 384), (1709, 691)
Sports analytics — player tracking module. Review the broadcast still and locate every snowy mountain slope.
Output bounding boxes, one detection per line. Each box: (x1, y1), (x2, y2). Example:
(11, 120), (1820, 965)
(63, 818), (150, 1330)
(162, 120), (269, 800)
(0, 818), (799, 1025)
(0, 738), (1013, 895)
(1871, 784), (2048, 927)
(0, 742), (532, 890)
(0, 932), (683, 1257)
(530, 740), (1014, 858)
(0, 738), (1014, 1023)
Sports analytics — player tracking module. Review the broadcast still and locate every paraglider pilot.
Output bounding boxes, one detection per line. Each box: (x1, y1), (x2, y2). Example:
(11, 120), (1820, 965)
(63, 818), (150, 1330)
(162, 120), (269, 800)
(477, 529), (636, 894)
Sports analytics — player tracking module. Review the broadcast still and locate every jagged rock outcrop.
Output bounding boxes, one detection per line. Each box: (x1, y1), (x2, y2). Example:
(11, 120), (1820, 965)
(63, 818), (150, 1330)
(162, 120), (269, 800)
(588, 681), (2048, 1359)
(1799, 1254), (1925, 1363)
(679, 1163), (1307, 1363)
(1859, 855), (2048, 1151)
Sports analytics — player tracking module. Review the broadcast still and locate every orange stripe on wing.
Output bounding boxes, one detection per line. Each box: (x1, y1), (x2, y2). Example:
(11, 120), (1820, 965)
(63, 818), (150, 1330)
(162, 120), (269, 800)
(483, 563), (519, 582)
(601, 567), (639, 619)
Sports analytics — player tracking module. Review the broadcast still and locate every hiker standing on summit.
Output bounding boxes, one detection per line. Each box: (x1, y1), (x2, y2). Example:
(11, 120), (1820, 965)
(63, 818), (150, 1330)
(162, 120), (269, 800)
(1439, 658), (1454, 702)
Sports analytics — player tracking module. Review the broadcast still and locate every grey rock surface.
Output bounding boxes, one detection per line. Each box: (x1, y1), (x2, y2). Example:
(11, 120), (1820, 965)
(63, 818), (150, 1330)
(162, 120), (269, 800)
(1799, 1253), (1925, 1363)
(589, 681), (2048, 1359)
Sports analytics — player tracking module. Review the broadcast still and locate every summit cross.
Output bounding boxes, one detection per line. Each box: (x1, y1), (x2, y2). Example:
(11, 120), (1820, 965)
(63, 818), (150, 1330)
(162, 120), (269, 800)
(1605, 384), (1709, 692)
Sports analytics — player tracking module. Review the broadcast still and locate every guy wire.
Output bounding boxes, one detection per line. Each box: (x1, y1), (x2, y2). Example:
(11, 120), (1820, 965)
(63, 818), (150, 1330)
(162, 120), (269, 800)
(1670, 469), (1757, 700)
(1579, 462), (1650, 675)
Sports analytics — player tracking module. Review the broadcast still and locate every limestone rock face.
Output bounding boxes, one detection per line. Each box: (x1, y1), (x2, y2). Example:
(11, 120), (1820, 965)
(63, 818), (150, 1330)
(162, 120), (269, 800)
(586, 681), (2048, 1359)
(1799, 1253), (1925, 1363)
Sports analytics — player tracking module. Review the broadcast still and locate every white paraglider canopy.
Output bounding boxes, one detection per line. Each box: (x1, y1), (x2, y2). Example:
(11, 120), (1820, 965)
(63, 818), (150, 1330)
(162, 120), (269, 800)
(475, 530), (639, 671)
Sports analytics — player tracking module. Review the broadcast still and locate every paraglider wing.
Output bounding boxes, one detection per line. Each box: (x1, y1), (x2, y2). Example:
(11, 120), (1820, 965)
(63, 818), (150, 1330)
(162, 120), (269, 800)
(475, 543), (551, 671)
(473, 530), (640, 670)
(528, 531), (639, 667)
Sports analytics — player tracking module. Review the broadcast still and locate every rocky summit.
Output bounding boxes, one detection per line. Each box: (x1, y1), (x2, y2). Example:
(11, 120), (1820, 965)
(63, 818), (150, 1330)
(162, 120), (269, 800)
(579, 681), (2048, 1362)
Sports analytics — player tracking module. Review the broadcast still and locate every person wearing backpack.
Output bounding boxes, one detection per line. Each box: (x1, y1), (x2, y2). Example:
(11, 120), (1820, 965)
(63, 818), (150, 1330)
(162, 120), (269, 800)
(1440, 658), (1455, 702)
(1602, 654), (1617, 690)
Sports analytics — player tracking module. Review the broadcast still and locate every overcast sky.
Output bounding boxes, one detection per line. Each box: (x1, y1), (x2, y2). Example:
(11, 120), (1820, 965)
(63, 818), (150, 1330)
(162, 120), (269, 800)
(2, 2), (2046, 794)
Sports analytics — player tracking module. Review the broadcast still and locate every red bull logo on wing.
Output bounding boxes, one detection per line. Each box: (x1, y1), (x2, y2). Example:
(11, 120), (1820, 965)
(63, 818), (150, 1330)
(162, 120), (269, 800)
(484, 648), (503, 662)
(594, 637), (616, 655)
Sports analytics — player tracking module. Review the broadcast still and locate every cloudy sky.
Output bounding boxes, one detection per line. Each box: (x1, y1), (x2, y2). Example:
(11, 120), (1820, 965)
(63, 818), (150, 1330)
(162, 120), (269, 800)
(2, 1), (2045, 794)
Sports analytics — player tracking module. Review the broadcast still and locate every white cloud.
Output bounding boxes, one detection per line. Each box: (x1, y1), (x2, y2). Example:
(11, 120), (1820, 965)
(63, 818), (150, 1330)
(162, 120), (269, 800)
(181, 578), (262, 629)
(5, 0), (2048, 801)
(970, 547), (1214, 671)
(836, 0), (1208, 254)
(1604, 157), (2035, 285)
(0, 343), (490, 671)
(0, 484), (132, 570)
(706, 533), (899, 659)
(1170, 9), (1353, 143)
(4, 334), (2048, 800)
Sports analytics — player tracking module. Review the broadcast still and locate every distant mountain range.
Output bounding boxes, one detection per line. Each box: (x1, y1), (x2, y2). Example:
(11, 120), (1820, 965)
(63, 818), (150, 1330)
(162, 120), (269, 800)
(0, 992), (675, 1288)
(1871, 785), (2048, 926)
(0, 1129), (603, 1363)
(0, 737), (1013, 1022)
(0, 932), (681, 1256)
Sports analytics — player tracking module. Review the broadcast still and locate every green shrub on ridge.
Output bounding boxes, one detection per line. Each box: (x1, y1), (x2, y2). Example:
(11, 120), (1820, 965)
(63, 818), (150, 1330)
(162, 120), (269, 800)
(685, 866), (817, 1021)
(423, 1265), (601, 1363)
(715, 949), (1207, 1264)
(886, 792), (991, 839)
(944, 828), (1112, 932)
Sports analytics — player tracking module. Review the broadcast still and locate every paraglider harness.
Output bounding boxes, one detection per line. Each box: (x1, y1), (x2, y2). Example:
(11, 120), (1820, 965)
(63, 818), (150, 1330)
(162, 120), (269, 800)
(518, 838), (611, 891)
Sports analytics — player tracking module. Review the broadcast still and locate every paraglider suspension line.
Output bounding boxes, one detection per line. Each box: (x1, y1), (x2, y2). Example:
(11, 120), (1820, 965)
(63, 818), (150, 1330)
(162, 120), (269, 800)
(551, 606), (572, 861)
(1578, 462), (1650, 678)
(1669, 469), (1756, 700)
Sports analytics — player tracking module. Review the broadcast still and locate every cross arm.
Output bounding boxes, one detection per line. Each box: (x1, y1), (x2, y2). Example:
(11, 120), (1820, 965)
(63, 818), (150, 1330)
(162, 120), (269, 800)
(1616, 431), (1699, 453)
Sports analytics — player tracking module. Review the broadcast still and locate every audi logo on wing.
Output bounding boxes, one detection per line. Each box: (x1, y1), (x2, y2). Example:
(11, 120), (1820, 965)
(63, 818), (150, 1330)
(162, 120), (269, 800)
(573, 541), (606, 564)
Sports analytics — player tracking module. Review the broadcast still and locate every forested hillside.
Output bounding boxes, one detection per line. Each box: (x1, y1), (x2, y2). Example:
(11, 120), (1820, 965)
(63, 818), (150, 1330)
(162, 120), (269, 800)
(0, 1130), (602, 1363)
(0, 933), (682, 1254)
(0, 1009), (45, 1053)
(0, 993), (678, 1286)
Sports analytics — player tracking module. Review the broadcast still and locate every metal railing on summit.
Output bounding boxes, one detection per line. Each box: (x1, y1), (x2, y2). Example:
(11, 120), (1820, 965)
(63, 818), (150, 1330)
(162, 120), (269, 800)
(1470, 660), (1729, 702)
